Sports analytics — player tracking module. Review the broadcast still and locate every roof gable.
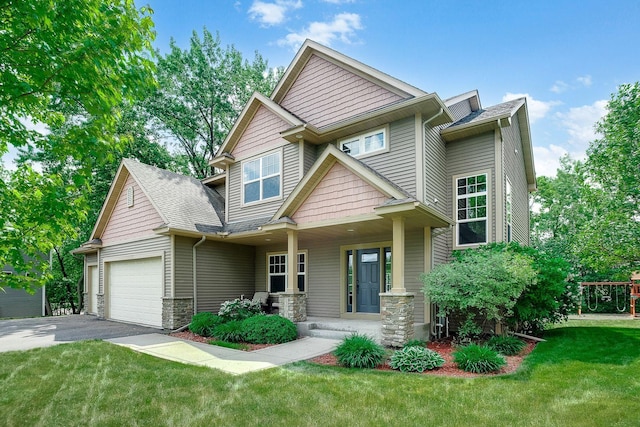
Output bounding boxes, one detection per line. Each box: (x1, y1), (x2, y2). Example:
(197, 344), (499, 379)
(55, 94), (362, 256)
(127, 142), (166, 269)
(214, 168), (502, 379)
(91, 159), (225, 240)
(273, 144), (410, 220)
(230, 104), (295, 160)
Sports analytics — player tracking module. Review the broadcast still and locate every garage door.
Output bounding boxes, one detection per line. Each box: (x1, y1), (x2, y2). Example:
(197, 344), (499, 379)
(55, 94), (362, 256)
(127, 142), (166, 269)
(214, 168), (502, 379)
(108, 257), (163, 328)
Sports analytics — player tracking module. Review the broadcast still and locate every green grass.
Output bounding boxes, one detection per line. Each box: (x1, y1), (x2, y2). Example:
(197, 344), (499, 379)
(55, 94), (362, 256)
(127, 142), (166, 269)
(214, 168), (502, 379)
(1, 320), (640, 426)
(208, 340), (250, 351)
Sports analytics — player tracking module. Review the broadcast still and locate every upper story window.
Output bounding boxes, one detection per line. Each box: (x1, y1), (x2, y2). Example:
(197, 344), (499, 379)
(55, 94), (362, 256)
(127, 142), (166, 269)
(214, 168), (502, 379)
(242, 152), (281, 204)
(339, 127), (387, 158)
(456, 173), (488, 246)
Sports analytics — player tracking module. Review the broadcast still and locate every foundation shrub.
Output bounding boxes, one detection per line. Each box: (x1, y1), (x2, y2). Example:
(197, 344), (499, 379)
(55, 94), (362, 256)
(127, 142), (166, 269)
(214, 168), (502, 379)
(390, 346), (445, 372)
(218, 297), (262, 322)
(486, 335), (526, 356)
(334, 334), (385, 369)
(453, 344), (506, 373)
(241, 314), (297, 344)
(212, 320), (245, 343)
(189, 312), (224, 337)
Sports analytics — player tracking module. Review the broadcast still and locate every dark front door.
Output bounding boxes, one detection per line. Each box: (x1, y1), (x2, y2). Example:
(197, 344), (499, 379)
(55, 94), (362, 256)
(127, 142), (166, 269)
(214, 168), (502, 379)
(356, 249), (380, 313)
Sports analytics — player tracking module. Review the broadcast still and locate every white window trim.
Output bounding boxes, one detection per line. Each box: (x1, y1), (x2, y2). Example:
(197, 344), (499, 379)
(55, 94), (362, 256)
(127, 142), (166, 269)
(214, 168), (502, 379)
(266, 250), (307, 293)
(338, 126), (389, 159)
(241, 149), (283, 206)
(453, 170), (491, 249)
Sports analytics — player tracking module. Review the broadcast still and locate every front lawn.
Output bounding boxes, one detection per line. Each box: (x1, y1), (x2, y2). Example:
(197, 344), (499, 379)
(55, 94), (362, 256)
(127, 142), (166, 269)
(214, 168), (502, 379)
(1, 320), (639, 426)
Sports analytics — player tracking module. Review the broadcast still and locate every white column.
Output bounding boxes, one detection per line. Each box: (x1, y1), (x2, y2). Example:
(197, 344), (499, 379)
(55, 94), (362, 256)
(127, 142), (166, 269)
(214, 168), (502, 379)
(391, 216), (406, 293)
(286, 229), (299, 293)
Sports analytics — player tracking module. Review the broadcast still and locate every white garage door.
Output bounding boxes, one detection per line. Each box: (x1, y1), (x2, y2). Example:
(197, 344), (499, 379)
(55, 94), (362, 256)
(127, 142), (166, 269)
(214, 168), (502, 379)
(109, 257), (163, 328)
(89, 265), (98, 314)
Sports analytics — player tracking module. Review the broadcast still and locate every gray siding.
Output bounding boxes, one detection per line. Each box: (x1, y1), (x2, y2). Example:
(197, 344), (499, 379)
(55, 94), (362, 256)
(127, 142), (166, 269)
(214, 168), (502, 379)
(0, 286), (44, 318)
(424, 124), (448, 217)
(433, 230), (452, 266)
(503, 113), (530, 244)
(447, 99), (473, 122)
(446, 131), (497, 245)
(174, 236), (195, 298)
(86, 252), (97, 264)
(227, 144), (299, 223)
(357, 117), (416, 196)
(303, 141), (316, 175)
(195, 241), (255, 313)
(99, 236), (172, 296)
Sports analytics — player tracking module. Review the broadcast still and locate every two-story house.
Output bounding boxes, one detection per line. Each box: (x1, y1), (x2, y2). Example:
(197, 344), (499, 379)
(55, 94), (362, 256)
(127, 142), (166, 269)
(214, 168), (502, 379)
(75, 40), (535, 345)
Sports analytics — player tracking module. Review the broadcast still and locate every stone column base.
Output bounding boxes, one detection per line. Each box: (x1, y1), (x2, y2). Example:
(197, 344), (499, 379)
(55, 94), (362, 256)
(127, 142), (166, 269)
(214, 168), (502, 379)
(97, 294), (105, 319)
(380, 292), (415, 347)
(162, 297), (194, 330)
(279, 292), (307, 322)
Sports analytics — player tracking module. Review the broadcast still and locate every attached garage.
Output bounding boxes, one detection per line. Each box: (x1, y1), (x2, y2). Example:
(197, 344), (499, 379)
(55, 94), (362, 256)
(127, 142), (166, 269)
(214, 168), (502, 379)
(88, 265), (99, 314)
(107, 256), (163, 328)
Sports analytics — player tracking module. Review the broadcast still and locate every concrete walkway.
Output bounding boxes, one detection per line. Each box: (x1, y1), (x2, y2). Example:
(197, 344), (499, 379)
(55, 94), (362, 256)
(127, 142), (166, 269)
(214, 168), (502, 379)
(107, 333), (339, 375)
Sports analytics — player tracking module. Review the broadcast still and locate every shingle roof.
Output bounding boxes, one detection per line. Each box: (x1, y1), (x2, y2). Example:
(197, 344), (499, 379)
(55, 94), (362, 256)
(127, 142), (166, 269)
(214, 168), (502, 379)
(123, 159), (225, 234)
(447, 98), (524, 128)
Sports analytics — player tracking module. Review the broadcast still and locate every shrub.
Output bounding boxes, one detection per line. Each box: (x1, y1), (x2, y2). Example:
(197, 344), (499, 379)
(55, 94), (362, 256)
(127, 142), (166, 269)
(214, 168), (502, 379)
(212, 320), (245, 342)
(218, 297), (262, 322)
(486, 335), (526, 356)
(403, 339), (426, 348)
(333, 334), (385, 369)
(390, 346), (445, 372)
(242, 315), (298, 344)
(209, 340), (249, 351)
(189, 312), (224, 337)
(453, 344), (506, 374)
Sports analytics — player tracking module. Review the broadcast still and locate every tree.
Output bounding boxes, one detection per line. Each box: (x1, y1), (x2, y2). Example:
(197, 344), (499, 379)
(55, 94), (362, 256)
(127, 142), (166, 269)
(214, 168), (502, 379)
(145, 29), (282, 178)
(0, 0), (156, 290)
(582, 82), (640, 273)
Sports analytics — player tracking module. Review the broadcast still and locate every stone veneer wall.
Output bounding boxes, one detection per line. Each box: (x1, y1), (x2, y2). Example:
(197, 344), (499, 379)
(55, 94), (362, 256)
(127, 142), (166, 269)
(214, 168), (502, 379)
(162, 297), (193, 330)
(380, 293), (415, 347)
(97, 294), (105, 319)
(279, 292), (307, 322)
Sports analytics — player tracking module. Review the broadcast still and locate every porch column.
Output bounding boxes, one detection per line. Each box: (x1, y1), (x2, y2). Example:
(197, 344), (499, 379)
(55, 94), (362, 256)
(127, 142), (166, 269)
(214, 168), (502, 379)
(391, 216), (406, 293)
(381, 215), (415, 347)
(280, 229), (307, 322)
(286, 229), (299, 293)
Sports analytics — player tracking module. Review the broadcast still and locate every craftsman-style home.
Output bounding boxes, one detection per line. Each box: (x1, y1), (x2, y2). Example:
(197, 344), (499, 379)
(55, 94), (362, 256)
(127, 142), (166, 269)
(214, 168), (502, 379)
(75, 40), (535, 345)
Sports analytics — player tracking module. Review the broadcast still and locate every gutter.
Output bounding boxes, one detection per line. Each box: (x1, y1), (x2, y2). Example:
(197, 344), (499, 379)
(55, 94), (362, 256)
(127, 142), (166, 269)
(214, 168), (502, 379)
(192, 235), (206, 313)
(423, 108), (445, 126)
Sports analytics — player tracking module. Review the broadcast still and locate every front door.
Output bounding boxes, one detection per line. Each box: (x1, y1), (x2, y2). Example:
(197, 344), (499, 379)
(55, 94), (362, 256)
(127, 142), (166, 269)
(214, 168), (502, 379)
(356, 249), (380, 313)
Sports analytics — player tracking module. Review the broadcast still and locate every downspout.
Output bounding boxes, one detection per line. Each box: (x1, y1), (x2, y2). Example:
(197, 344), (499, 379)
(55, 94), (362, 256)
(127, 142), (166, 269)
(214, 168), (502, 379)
(423, 108), (445, 127)
(192, 236), (206, 314)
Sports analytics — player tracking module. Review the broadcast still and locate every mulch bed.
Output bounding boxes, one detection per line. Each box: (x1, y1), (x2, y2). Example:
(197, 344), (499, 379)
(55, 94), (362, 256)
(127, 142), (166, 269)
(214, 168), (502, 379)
(310, 339), (537, 378)
(169, 331), (272, 351)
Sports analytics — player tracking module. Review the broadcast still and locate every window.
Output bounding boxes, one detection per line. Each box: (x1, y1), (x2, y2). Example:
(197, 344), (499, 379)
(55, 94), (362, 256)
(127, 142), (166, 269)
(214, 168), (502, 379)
(339, 127), (387, 158)
(243, 152), (281, 204)
(506, 179), (512, 242)
(268, 252), (306, 293)
(456, 173), (488, 246)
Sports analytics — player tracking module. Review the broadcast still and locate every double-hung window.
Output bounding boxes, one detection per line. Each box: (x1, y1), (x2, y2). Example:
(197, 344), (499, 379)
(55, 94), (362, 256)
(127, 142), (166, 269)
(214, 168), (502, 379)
(268, 252), (306, 293)
(339, 127), (387, 158)
(456, 173), (488, 246)
(243, 152), (281, 204)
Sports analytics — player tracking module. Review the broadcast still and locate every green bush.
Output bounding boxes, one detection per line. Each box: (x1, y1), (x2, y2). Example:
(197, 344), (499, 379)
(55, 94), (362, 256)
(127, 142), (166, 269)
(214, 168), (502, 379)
(218, 297), (262, 322)
(208, 340), (249, 351)
(333, 334), (385, 369)
(453, 344), (506, 374)
(189, 312), (224, 337)
(403, 339), (426, 348)
(486, 335), (526, 356)
(212, 320), (245, 342)
(390, 346), (445, 372)
(241, 315), (298, 344)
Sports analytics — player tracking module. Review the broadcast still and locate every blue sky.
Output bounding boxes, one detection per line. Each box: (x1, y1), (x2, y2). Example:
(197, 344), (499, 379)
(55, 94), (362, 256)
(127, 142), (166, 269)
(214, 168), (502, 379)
(144, 0), (640, 177)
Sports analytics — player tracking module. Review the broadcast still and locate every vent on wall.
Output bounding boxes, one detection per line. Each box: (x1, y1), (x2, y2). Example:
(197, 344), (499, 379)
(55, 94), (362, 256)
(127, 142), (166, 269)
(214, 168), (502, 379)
(126, 186), (134, 207)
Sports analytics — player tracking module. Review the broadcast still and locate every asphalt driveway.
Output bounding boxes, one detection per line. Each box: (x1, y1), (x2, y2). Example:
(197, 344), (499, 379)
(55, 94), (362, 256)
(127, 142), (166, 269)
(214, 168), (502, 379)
(0, 315), (161, 353)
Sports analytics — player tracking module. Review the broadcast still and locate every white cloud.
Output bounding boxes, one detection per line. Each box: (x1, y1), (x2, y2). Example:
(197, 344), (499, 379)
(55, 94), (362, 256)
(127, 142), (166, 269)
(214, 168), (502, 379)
(576, 75), (592, 87)
(248, 0), (302, 27)
(556, 100), (607, 151)
(277, 12), (363, 50)
(550, 80), (569, 93)
(502, 92), (561, 124)
(532, 144), (570, 178)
